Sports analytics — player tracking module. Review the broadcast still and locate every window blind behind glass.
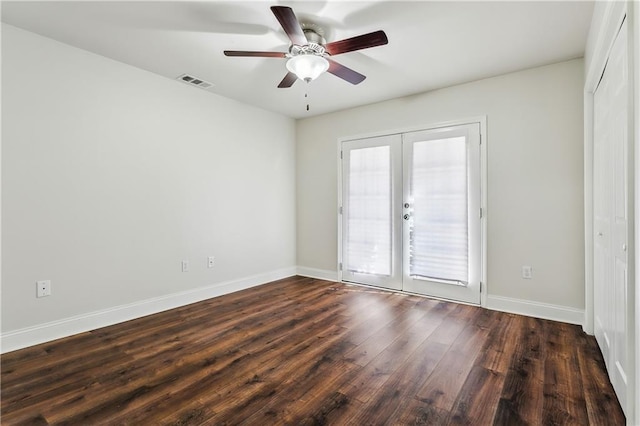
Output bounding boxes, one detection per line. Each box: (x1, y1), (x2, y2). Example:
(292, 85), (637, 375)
(346, 146), (392, 276)
(410, 137), (468, 284)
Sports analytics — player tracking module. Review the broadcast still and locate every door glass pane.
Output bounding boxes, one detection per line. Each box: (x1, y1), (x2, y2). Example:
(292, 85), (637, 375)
(410, 137), (468, 284)
(346, 146), (391, 275)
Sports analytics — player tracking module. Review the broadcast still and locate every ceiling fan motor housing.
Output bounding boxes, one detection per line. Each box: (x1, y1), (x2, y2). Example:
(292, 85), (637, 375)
(289, 28), (327, 59)
(289, 42), (326, 57)
(302, 28), (326, 46)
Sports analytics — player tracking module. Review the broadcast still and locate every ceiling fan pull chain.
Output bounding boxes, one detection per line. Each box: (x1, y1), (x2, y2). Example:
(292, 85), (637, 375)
(305, 92), (309, 112)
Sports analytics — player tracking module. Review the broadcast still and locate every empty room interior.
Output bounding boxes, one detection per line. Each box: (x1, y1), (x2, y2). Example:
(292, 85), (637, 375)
(1, 1), (639, 425)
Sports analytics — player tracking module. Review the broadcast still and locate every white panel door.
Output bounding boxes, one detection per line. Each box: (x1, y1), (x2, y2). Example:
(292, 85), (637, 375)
(594, 68), (613, 368)
(593, 19), (629, 412)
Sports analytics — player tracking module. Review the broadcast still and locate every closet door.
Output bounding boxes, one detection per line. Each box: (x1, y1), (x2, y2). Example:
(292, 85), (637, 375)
(593, 58), (613, 372)
(593, 19), (629, 411)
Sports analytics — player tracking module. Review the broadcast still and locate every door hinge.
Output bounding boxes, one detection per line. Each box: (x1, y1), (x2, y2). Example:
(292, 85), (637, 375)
(480, 134), (482, 145)
(339, 262), (343, 271)
(480, 281), (483, 293)
(479, 208), (483, 218)
(339, 206), (343, 214)
(340, 151), (343, 159)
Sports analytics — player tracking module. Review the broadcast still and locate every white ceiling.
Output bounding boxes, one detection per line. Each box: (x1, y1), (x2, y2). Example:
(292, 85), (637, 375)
(2, 1), (594, 119)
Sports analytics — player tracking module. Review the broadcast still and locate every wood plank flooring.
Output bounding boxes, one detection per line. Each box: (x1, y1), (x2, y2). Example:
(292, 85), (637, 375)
(1, 276), (625, 425)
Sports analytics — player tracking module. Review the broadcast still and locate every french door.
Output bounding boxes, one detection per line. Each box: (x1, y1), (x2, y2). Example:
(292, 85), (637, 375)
(341, 123), (482, 304)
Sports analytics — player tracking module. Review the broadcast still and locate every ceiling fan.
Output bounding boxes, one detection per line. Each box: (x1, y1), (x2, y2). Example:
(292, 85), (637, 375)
(224, 6), (388, 88)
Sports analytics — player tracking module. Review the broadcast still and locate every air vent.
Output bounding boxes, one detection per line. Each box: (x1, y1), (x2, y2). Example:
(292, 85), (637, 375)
(177, 74), (214, 89)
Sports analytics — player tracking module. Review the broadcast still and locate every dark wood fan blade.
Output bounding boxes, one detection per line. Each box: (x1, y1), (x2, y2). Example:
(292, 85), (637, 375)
(224, 50), (287, 58)
(278, 72), (298, 88)
(324, 30), (388, 56)
(270, 6), (307, 46)
(327, 59), (366, 85)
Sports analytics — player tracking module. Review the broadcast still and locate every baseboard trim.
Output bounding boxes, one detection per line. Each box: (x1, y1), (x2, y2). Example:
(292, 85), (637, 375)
(295, 270), (585, 326)
(296, 266), (338, 282)
(2, 270), (585, 353)
(485, 294), (584, 326)
(1, 267), (297, 354)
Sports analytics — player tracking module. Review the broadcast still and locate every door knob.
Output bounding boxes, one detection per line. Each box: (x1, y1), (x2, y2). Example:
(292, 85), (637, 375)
(403, 214), (410, 220)
(404, 203), (410, 208)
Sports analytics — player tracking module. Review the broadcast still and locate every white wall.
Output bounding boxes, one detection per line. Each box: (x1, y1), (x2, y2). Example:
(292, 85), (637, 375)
(0, 23), (587, 350)
(297, 59), (585, 312)
(1, 25), (296, 342)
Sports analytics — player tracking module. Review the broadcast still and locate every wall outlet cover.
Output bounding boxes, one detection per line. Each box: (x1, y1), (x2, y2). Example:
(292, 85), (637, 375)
(36, 280), (52, 298)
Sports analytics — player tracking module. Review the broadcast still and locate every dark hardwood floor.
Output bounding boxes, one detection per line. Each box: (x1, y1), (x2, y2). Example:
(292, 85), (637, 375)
(1, 276), (625, 425)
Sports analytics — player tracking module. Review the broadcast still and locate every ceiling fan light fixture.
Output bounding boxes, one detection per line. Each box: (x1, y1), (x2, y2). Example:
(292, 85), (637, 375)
(286, 54), (329, 82)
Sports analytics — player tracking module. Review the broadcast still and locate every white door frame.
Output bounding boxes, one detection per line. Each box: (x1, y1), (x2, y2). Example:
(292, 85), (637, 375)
(583, 1), (637, 421)
(337, 116), (487, 306)
(634, 3), (640, 423)
(634, 3), (640, 421)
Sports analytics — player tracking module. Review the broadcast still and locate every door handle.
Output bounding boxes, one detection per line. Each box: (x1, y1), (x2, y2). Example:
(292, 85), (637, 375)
(404, 214), (410, 220)
(404, 203), (410, 208)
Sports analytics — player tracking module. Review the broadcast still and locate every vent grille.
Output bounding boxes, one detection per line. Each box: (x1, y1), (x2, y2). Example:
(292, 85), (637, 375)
(177, 74), (214, 89)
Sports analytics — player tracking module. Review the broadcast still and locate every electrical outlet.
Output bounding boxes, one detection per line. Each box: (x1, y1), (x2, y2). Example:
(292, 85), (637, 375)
(36, 280), (51, 298)
(208, 256), (215, 268)
(522, 265), (533, 279)
(181, 260), (189, 272)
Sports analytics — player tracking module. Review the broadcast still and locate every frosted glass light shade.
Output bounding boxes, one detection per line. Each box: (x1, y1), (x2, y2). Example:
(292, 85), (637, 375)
(286, 55), (329, 82)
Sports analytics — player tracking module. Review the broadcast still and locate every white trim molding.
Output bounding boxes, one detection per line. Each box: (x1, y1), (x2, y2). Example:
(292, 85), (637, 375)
(485, 295), (584, 326)
(296, 266), (338, 282)
(0, 267), (297, 354)
(298, 268), (585, 327)
(634, 2), (640, 423)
